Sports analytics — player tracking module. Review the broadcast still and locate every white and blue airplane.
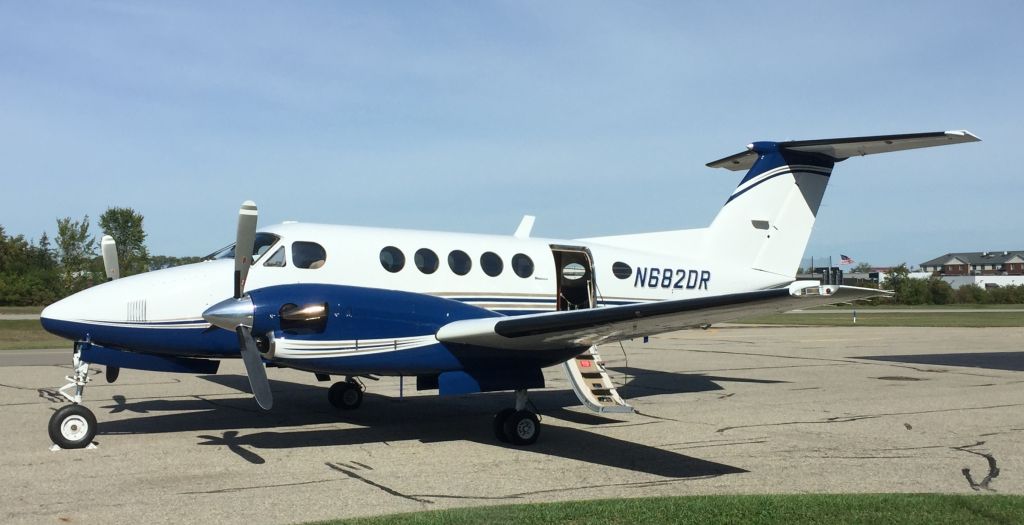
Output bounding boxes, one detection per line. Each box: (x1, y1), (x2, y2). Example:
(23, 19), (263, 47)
(40, 130), (979, 449)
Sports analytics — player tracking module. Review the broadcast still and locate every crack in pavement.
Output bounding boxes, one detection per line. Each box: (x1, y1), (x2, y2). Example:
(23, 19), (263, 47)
(178, 478), (336, 495)
(632, 410), (680, 422)
(954, 441), (1000, 492)
(665, 440), (768, 451)
(716, 403), (1024, 434)
(326, 462), (432, 504)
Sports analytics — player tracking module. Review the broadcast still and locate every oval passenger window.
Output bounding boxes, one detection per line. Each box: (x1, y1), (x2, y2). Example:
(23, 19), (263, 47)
(448, 250), (472, 276)
(562, 262), (586, 281)
(481, 252), (503, 277)
(512, 253), (534, 278)
(380, 246), (405, 273)
(415, 248), (439, 274)
(612, 261), (632, 279)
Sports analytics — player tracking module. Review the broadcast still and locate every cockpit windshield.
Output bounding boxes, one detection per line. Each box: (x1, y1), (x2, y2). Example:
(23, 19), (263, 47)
(203, 233), (281, 263)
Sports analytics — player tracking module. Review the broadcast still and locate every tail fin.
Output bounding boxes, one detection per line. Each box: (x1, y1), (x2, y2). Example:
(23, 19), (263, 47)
(704, 130), (979, 279)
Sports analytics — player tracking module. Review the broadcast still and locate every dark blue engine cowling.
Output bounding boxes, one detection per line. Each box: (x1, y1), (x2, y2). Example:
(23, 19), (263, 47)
(247, 283), (502, 343)
(243, 284), (581, 392)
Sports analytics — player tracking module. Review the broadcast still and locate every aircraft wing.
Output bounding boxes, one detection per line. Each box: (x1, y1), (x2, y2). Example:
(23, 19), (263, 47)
(706, 130), (980, 171)
(437, 282), (888, 351)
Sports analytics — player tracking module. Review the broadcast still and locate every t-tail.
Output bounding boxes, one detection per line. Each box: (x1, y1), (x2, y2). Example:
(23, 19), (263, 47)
(703, 130), (979, 279)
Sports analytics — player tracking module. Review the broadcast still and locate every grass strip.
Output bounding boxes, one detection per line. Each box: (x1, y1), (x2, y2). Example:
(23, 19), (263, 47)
(0, 320), (67, 350)
(310, 494), (1024, 525)
(736, 311), (1024, 327)
(0, 306), (44, 314)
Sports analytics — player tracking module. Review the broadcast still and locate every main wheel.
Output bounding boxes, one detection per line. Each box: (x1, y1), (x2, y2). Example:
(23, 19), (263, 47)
(328, 381), (363, 410)
(48, 404), (97, 449)
(502, 410), (541, 446)
(493, 408), (516, 443)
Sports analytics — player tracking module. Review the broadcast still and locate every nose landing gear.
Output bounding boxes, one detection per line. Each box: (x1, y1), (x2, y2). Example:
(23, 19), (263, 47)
(48, 344), (98, 449)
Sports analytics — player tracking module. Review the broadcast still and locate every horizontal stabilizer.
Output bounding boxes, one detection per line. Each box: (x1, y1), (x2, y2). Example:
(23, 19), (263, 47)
(707, 130), (980, 171)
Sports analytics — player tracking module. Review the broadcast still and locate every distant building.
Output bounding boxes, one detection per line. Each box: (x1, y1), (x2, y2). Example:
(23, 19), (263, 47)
(921, 251), (1024, 276)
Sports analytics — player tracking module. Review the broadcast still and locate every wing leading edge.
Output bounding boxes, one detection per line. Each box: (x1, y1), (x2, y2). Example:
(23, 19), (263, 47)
(437, 282), (888, 352)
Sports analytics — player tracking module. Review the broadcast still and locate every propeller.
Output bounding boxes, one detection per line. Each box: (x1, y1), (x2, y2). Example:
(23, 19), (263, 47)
(235, 200), (258, 299)
(101, 235), (121, 382)
(101, 235), (120, 281)
(203, 200), (273, 410)
(237, 325), (273, 410)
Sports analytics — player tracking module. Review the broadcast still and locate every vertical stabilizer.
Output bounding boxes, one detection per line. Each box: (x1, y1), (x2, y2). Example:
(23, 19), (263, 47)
(706, 143), (834, 278)
(704, 131), (979, 279)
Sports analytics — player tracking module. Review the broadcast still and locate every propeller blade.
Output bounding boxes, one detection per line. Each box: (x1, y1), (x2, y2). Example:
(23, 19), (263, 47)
(105, 366), (120, 383)
(235, 325), (273, 410)
(234, 200), (258, 298)
(101, 235), (120, 281)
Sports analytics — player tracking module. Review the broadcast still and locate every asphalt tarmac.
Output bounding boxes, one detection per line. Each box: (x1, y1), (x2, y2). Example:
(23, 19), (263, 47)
(2, 325), (1023, 524)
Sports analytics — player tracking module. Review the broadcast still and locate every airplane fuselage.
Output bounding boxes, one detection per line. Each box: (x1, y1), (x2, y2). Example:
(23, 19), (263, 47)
(41, 222), (785, 370)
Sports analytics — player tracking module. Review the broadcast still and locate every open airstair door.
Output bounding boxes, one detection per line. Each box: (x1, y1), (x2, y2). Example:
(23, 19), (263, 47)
(551, 246), (634, 414)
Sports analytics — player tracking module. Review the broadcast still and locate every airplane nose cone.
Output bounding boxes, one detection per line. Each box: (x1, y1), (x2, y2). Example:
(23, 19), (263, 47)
(202, 296), (254, 332)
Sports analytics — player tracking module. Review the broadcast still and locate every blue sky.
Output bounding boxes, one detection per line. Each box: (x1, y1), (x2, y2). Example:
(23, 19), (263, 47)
(1, 1), (1020, 267)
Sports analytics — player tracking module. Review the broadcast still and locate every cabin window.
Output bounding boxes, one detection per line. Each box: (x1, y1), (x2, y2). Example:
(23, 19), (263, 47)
(481, 252), (503, 277)
(448, 250), (471, 275)
(512, 253), (534, 278)
(612, 262), (632, 279)
(415, 248), (439, 274)
(263, 246), (286, 267)
(293, 242), (327, 269)
(380, 246), (405, 273)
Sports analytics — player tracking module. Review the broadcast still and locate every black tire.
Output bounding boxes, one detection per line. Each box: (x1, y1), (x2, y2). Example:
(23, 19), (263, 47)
(493, 408), (516, 443)
(328, 381), (363, 410)
(48, 404), (97, 449)
(502, 410), (540, 446)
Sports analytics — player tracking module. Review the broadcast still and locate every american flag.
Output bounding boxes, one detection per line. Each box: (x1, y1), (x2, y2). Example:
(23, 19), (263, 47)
(840, 254), (855, 265)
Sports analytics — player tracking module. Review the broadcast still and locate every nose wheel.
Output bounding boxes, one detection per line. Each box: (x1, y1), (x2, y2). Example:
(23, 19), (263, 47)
(49, 342), (98, 449)
(48, 404), (97, 449)
(328, 378), (363, 410)
(493, 389), (541, 445)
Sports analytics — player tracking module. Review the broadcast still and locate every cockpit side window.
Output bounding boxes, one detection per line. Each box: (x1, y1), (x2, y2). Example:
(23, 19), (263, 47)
(292, 241), (327, 269)
(263, 246), (287, 267)
(204, 233), (280, 264)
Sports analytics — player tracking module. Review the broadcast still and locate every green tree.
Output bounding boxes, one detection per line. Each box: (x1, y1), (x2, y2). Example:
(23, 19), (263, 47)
(927, 278), (955, 305)
(0, 226), (63, 305)
(852, 262), (873, 273)
(956, 284), (986, 304)
(883, 263), (931, 304)
(56, 215), (96, 294)
(99, 207), (150, 276)
(149, 255), (202, 271)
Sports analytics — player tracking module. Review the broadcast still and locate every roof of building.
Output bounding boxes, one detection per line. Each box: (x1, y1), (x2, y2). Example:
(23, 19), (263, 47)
(921, 251), (1024, 267)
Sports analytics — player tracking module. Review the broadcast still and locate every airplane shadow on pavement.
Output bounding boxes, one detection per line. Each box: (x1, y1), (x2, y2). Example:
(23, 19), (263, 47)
(93, 369), (777, 478)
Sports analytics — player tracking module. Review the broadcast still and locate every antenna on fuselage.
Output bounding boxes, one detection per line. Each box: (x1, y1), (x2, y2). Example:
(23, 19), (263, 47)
(514, 215), (535, 239)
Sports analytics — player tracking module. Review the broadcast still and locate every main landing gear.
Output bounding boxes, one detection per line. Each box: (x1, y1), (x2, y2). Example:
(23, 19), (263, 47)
(48, 344), (98, 449)
(493, 389), (541, 446)
(327, 377), (364, 410)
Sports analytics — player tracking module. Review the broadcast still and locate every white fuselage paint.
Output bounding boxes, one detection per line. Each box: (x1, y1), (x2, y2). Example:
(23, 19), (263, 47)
(42, 221), (790, 327)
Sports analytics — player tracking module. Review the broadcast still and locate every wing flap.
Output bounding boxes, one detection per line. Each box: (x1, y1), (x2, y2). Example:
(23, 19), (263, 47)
(437, 283), (888, 351)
